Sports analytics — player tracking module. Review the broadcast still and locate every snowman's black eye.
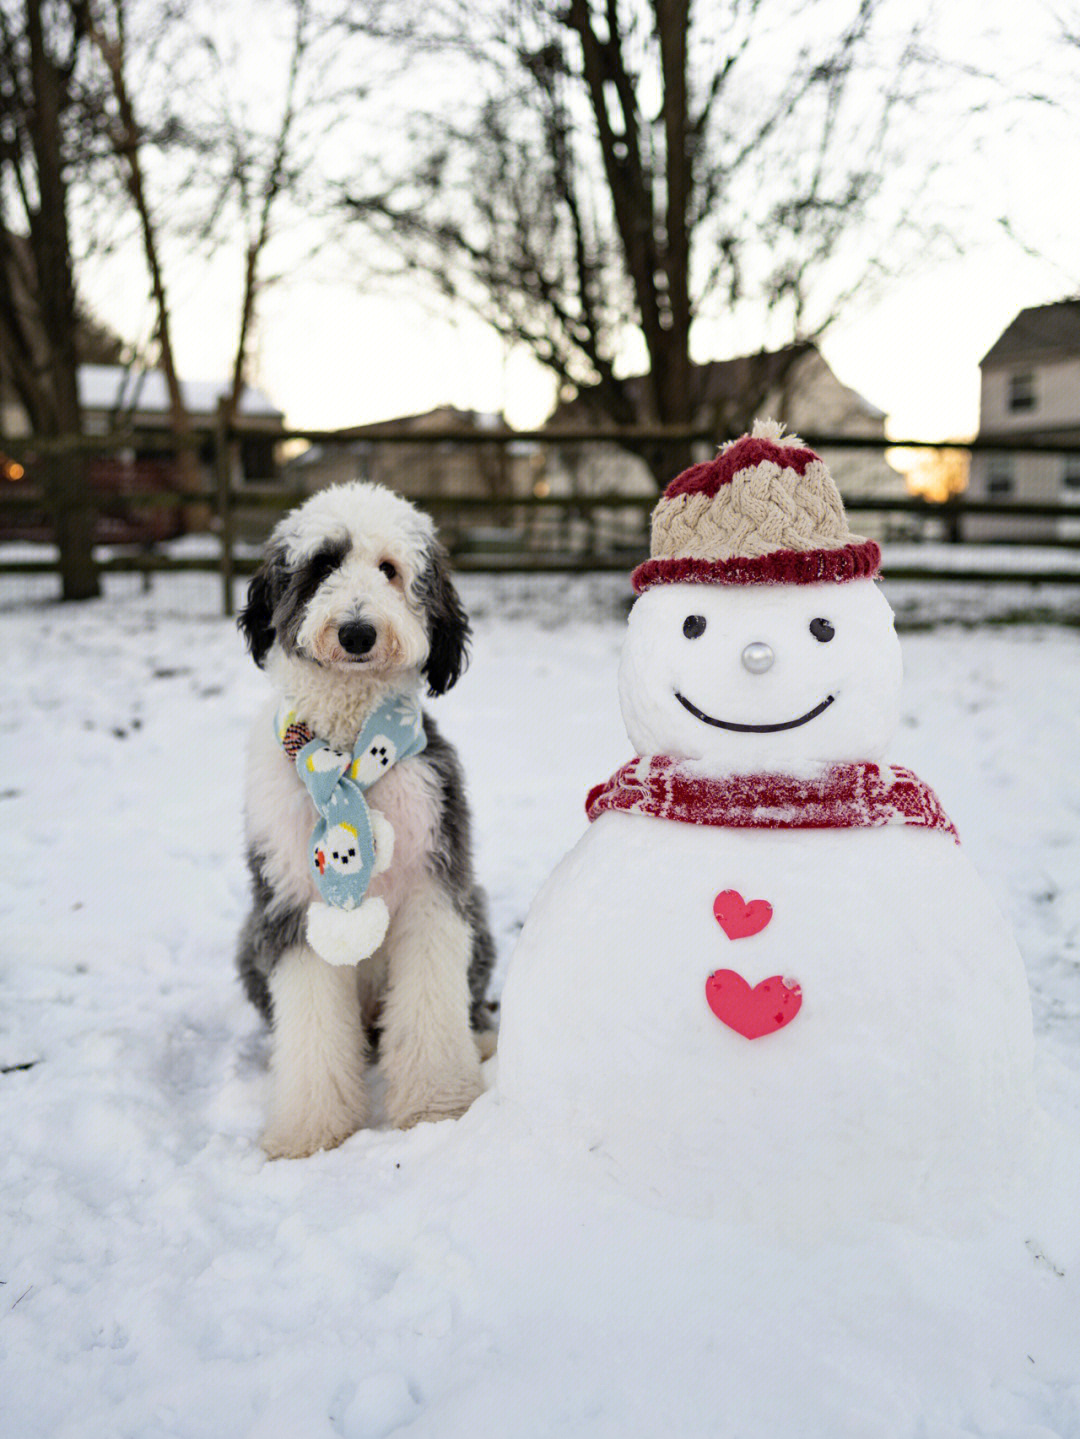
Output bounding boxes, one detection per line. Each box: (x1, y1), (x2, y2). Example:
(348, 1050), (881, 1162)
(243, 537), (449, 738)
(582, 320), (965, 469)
(810, 618), (834, 643)
(683, 615), (707, 639)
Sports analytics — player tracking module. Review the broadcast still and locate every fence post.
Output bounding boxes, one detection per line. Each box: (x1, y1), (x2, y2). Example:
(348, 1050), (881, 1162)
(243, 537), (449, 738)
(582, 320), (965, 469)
(944, 497), (962, 544)
(215, 398), (235, 618)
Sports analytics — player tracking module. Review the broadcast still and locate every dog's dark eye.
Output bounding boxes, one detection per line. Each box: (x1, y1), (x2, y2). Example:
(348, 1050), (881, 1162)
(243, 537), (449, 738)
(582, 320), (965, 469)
(683, 615), (706, 639)
(308, 549), (341, 585)
(379, 560), (398, 581)
(810, 618), (835, 643)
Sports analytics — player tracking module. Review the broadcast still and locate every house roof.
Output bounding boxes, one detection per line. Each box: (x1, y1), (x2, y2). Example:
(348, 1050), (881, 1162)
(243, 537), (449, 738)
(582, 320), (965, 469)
(549, 344), (885, 427)
(980, 300), (1080, 368)
(77, 364), (282, 421)
(690, 350), (885, 423)
(288, 406), (517, 470)
(335, 405), (507, 440)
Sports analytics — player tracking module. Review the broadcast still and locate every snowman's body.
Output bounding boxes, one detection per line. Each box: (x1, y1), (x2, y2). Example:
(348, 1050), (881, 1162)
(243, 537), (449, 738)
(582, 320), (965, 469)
(497, 572), (1036, 1223)
(499, 816), (1034, 1220)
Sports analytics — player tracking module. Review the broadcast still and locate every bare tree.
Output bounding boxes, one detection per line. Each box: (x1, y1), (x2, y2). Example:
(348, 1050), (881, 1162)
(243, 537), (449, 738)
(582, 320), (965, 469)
(84, 0), (204, 494)
(0, 0), (100, 598)
(90, 0), (346, 447)
(342, 0), (938, 482)
(207, 0), (317, 426)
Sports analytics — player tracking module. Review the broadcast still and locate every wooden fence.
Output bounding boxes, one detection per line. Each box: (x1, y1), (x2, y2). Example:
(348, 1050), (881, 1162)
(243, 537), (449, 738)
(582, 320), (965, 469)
(2, 414), (1080, 615)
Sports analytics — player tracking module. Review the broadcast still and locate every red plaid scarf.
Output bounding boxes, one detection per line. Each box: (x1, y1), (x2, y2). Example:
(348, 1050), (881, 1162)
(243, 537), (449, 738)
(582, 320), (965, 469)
(586, 758), (958, 841)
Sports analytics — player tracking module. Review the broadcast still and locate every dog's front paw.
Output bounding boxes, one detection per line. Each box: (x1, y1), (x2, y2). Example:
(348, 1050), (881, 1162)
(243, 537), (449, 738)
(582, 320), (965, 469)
(386, 1070), (483, 1131)
(261, 1114), (359, 1160)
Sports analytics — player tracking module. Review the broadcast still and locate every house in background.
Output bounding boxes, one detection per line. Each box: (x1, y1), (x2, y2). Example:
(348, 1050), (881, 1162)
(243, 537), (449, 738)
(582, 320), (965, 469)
(2, 364), (284, 543)
(4, 362), (284, 477)
(968, 299), (1080, 540)
(75, 364), (284, 483)
(543, 343), (907, 544)
(1, 239), (125, 481)
(287, 406), (540, 547)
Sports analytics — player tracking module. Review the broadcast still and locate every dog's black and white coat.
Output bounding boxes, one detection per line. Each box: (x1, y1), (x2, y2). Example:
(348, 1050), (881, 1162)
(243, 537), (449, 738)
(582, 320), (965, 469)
(237, 482), (494, 1158)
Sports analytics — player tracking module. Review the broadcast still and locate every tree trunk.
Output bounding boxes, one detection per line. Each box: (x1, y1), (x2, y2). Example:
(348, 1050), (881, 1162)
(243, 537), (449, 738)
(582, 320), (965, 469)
(26, 0), (99, 600)
(567, 0), (696, 489)
(130, 165), (202, 499)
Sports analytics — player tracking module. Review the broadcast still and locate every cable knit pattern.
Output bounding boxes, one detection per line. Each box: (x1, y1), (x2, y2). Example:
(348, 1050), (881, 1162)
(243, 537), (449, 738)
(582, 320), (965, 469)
(637, 419), (879, 589)
(652, 457), (855, 561)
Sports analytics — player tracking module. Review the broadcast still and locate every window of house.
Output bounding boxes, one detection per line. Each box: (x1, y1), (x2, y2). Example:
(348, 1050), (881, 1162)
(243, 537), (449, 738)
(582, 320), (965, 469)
(986, 458), (1014, 497)
(1062, 456), (1080, 491)
(1008, 371), (1036, 412)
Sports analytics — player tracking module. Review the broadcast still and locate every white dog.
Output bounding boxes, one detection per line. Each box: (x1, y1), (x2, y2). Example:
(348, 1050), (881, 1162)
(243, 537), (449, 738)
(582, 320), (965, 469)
(237, 482), (494, 1159)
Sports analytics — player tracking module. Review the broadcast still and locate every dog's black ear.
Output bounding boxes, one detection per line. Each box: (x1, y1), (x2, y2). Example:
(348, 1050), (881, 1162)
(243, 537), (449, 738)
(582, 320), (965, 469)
(238, 544), (287, 668)
(420, 543), (470, 696)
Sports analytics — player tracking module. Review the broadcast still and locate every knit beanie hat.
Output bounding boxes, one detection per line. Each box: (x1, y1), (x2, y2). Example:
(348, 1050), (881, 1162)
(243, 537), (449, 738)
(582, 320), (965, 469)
(631, 419), (881, 594)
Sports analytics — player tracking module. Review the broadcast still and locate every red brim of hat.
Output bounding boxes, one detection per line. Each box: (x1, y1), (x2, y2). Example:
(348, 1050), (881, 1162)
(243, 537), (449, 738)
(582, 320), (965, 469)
(631, 539), (882, 593)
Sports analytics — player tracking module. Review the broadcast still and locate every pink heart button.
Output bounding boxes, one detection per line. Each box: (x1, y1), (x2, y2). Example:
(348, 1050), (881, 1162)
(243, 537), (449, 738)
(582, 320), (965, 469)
(713, 889), (773, 940)
(705, 971), (802, 1039)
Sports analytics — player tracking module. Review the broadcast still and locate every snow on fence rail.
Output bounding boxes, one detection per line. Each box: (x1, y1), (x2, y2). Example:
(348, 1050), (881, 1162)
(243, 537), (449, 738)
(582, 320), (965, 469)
(2, 419), (1080, 615)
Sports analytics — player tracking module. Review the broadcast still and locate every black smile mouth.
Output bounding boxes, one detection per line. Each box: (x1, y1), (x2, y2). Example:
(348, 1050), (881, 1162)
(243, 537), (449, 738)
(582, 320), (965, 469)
(674, 691), (836, 733)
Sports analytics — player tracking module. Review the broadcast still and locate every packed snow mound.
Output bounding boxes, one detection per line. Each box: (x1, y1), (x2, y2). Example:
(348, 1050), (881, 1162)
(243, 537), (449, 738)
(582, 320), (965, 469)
(498, 816), (1037, 1225)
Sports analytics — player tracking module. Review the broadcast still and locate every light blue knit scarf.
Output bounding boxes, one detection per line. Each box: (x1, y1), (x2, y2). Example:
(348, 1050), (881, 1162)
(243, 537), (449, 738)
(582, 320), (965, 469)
(276, 691), (427, 964)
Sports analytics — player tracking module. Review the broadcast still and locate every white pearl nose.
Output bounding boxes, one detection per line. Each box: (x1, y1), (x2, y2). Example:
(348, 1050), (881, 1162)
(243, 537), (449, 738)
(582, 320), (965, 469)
(741, 641), (774, 674)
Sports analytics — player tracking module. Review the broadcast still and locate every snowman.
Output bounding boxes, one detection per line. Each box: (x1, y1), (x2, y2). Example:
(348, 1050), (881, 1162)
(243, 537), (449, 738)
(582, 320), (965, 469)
(497, 421), (1035, 1224)
(314, 821), (365, 876)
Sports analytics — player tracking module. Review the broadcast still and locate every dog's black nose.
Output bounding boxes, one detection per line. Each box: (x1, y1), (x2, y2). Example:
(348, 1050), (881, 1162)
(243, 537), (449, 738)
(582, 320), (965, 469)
(338, 620), (377, 656)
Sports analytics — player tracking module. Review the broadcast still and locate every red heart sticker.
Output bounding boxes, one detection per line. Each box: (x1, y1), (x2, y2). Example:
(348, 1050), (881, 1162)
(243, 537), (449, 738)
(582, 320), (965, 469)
(705, 970), (802, 1039)
(713, 890), (773, 940)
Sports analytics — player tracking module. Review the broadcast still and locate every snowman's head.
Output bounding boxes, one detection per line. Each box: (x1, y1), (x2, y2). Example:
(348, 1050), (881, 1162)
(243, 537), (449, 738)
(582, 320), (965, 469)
(618, 578), (902, 775)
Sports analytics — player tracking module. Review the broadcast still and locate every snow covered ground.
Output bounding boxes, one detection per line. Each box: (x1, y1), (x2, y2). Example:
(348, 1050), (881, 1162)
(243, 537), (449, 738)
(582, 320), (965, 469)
(2, 570), (1079, 1438)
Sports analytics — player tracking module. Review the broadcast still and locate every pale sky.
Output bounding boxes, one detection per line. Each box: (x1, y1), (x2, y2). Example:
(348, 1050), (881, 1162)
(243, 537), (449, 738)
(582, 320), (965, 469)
(76, 0), (1080, 444)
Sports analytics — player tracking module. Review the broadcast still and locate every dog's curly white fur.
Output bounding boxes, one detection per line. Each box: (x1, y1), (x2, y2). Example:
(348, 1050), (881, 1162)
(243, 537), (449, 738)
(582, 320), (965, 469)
(237, 482), (494, 1159)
